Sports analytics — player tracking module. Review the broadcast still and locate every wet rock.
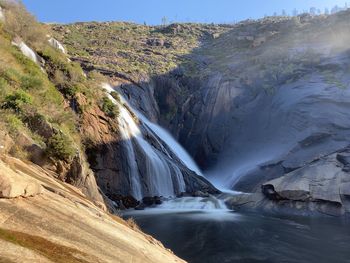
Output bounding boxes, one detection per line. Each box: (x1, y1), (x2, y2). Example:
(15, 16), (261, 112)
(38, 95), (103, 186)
(142, 197), (154, 206)
(337, 152), (350, 166)
(108, 194), (139, 209)
(234, 161), (285, 192)
(141, 196), (163, 206)
(135, 203), (147, 210)
(298, 133), (331, 148)
(192, 190), (210, 198)
(177, 192), (191, 198)
(261, 185), (284, 201)
(182, 170), (221, 195)
(154, 196), (162, 205)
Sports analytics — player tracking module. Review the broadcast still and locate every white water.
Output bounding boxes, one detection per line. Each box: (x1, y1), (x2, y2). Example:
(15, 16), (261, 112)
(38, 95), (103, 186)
(102, 83), (189, 199)
(159, 197), (228, 211)
(123, 196), (231, 220)
(0, 6), (4, 22)
(48, 37), (67, 54)
(12, 41), (39, 64)
(138, 115), (203, 175)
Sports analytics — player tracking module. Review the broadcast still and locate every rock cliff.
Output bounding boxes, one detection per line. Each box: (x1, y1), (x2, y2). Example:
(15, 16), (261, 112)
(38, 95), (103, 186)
(0, 155), (185, 263)
(53, 11), (350, 215)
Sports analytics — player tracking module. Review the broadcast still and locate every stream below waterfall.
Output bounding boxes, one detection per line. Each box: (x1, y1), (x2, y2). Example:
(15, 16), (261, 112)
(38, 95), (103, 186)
(123, 200), (350, 263)
(103, 84), (350, 263)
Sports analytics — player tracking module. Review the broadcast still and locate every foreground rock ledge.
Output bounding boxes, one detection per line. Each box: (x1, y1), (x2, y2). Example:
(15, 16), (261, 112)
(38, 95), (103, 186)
(0, 159), (42, 198)
(0, 155), (185, 263)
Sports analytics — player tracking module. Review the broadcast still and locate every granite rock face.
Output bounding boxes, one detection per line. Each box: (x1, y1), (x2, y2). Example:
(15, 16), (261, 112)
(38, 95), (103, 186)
(0, 157), (42, 198)
(260, 148), (350, 216)
(77, 88), (218, 202)
(0, 155), (185, 263)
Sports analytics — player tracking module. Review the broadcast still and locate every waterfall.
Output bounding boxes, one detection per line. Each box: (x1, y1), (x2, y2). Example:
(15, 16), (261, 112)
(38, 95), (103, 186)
(102, 83), (189, 199)
(138, 114), (203, 176)
(12, 41), (39, 64)
(117, 105), (143, 199)
(0, 6), (4, 22)
(48, 37), (67, 54)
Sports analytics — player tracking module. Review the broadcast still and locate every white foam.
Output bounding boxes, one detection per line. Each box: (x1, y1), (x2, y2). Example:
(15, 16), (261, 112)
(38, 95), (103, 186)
(48, 37), (67, 54)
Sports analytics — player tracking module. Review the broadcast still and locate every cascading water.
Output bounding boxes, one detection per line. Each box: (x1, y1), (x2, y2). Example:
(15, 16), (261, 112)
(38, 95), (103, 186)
(159, 196), (228, 211)
(12, 40), (39, 64)
(102, 83), (188, 199)
(138, 114), (203, 176)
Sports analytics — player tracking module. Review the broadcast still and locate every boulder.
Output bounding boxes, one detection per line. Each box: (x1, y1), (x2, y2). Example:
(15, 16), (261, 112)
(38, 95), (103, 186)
(142, 196), (163, 206)
(260, 152), (350, 215)
(0, 159), (42, 198)
(107, 194), (139, 209)
(135, 203), (147, 210)
(146, 38), (165, 47)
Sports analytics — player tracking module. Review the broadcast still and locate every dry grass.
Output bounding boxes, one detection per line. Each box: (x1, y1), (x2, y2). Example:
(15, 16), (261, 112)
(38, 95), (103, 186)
(0, 228), (93, 263)
(126, 217), (141, 231)
(0, 257), (16, 263)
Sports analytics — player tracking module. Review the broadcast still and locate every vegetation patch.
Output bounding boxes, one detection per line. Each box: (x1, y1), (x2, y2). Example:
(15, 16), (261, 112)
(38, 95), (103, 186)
(0, 227), (91, 263)
(46, 132), (76, 161)
(100, 96), (119, 118)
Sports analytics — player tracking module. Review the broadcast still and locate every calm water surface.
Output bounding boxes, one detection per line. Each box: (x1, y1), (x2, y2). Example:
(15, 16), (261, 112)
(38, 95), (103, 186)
(124, 209), (350, 263)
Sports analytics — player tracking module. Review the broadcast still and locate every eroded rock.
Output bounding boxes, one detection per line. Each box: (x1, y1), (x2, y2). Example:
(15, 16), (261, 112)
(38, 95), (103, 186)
(0, 158), (42, 198)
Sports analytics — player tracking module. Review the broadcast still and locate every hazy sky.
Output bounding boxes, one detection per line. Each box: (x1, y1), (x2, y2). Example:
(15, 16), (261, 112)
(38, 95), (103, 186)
(22, 0), (348, 25)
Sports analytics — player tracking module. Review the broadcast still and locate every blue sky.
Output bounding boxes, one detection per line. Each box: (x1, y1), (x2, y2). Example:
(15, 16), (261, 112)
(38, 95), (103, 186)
(22, 0), (348, 25)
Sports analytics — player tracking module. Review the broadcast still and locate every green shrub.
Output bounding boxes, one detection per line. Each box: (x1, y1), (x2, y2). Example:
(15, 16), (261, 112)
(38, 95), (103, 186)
(87, 70), (106, 82)
(0, 68), (21, 85)
(2, 90), (32, 112)
(21, 74), (43, 90)
(110, 91), (121, 103)
(39, 47), (68, 70)
(62, 84), (80, 97)
(46, 132), (76, 161)
(0, 77), (8, 91)
(5, 113), (23, 134)
(101, 96), (119, 118)
(68, 62), (84, 83)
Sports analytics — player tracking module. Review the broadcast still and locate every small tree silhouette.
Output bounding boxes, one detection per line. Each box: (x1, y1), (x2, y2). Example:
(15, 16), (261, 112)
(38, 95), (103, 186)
(161, 16), (168, 26)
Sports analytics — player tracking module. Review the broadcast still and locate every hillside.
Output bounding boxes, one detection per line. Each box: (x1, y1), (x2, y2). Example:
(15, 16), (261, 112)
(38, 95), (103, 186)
(0, 2), (189, 262)
(53, 11), (350, 216)
(52, 22), (230, 78)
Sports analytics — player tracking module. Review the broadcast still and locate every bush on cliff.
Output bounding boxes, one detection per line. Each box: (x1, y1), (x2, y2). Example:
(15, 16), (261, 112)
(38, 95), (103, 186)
(2, 90), (32, 113)
(101, 96), (119, 118)
(46, 132), (76, 161)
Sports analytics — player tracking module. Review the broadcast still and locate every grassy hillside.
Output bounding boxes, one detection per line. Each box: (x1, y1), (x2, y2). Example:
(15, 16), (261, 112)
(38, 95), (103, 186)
(0, 0), (118, 171)
(52, 22), (231, 78)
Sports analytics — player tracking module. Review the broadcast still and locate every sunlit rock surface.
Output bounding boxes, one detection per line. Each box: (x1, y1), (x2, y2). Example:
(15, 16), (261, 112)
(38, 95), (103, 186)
(0, 155), (185, 263)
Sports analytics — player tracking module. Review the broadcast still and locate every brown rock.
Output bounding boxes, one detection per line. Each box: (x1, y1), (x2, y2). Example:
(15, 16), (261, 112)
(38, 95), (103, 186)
(0, 159), (42, 198)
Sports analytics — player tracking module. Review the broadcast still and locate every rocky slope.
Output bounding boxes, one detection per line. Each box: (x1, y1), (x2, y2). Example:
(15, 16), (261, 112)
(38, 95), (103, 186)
(0, 0), (217, 215)
(53, 11), (350, 216)
(0, 154), (184, 263)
